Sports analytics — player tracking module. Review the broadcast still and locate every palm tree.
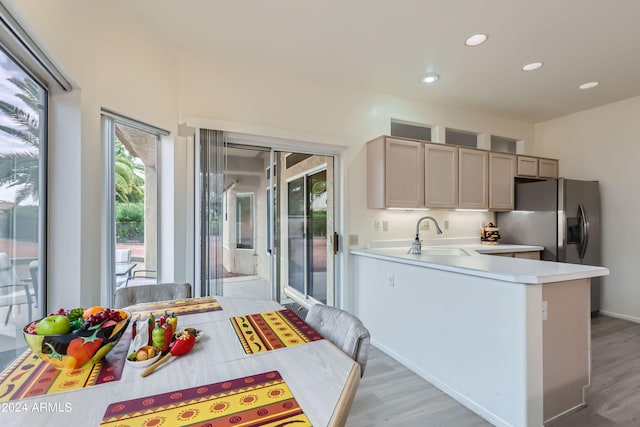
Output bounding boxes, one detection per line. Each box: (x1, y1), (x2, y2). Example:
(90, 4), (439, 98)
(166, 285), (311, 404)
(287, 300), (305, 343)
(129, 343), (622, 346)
(0, 77), (144, 205)
(114, 138), (144, 203)
(0, 77), (41, 204)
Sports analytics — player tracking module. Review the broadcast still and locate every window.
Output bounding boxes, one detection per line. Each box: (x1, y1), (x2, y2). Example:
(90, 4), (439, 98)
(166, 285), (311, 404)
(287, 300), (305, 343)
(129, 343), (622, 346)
(445, 128), (478, 148)
(236, 193), (254, 249)
(390, 120), (432, 141)
(102, 110), (167, 303)
(0, 46), (46, 362)
(491, 135), (517, 153)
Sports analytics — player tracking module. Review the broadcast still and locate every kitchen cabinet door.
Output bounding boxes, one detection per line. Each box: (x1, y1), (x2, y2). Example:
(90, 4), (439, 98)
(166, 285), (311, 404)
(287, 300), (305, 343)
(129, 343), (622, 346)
(538, 158), (558, 178)
(513, 251), (541, 260)
(425, 143), (458, 208)
(489, 152), (515, 210)
(458, 148), (488, 209)
(367, 136), (424, 208)
(517, 156), (538, 177)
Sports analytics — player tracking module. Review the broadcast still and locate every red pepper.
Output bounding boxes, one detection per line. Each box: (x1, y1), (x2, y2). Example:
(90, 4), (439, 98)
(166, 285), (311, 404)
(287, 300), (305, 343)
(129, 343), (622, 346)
(66, 328), (104, 368)
(158, 311), (169, 326)
(161, 322), (173, 352)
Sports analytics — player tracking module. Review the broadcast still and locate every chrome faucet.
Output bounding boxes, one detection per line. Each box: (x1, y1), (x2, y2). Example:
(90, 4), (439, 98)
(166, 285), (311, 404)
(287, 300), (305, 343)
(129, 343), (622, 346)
(410, 216), (443, 254)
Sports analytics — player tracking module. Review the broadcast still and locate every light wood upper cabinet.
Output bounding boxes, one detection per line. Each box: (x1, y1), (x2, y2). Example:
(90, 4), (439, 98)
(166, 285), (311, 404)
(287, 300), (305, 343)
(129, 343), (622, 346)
(517, 156), (538, 177)
(367, 136), (424, 208)
(538, 158), (559, 178)
(367, 135), (556, 210)
(517, 155), (559, 178)
(425, 143), (458, 208)
(458, 148), (488, 209)
(489, 152), (515, 211)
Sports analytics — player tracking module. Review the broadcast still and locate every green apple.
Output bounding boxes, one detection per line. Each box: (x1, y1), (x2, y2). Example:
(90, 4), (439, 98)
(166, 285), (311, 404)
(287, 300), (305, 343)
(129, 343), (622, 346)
(36, 315), (71, 335)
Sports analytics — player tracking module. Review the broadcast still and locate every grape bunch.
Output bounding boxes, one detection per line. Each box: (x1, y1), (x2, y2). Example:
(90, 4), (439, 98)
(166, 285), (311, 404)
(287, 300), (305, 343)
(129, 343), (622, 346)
(48, 308), (69, 317)
(84, 308), (124, 326)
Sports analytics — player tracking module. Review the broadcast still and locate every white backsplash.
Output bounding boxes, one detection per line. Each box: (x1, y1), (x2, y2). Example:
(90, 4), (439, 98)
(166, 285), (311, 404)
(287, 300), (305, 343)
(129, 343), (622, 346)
(358, 210), (495, 248)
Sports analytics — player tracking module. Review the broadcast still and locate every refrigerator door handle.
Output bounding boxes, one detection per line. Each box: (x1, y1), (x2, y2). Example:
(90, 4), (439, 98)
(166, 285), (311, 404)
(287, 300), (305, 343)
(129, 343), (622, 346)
(578, 203), (589, 261)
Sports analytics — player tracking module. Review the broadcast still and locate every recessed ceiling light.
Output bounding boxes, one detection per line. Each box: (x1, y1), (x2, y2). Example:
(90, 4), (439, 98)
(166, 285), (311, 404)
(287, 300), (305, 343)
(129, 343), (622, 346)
(465, 33), (488, 47)
(421, 74), (439, 84)
(579, 81), (599, 90)
(522, 62), (543, 72)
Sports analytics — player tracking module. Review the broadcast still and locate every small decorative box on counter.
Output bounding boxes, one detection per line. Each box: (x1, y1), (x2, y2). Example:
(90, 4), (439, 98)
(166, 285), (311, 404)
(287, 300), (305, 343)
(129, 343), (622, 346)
(481, 222), (500, 245)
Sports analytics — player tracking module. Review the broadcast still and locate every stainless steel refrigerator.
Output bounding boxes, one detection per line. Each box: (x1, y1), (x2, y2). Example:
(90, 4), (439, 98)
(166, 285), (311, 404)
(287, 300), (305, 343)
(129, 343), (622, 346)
(496, 178), (602, 313)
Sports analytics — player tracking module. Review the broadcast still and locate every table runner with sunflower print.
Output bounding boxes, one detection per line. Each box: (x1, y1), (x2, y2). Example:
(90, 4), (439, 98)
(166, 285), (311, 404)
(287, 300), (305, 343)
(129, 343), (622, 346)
(100, 370), (311, 427)
(126, 296), (223, 317)
(0, 330), (131, 402)
(230, 309), (323, 354)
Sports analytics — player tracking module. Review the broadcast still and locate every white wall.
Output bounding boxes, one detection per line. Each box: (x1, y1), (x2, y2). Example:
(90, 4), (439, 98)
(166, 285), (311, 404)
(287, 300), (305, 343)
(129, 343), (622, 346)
(9, 1), (536, 310)
(8, 0), (183, 307)
(536, 96), (640, 322)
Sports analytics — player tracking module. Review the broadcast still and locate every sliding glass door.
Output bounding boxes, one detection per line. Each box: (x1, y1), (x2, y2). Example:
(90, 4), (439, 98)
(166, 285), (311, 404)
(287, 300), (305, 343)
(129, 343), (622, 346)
(283, 162), (333, 305)
(197, 130), (335, 306)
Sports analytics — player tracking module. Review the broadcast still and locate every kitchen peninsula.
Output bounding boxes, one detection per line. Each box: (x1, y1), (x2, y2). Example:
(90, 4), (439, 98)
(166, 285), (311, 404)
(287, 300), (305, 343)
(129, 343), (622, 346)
(351, 242), (609, 427)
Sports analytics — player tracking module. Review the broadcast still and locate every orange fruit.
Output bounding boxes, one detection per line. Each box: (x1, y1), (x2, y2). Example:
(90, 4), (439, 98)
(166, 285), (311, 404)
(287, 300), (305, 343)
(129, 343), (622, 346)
(83, 306), (105, 319)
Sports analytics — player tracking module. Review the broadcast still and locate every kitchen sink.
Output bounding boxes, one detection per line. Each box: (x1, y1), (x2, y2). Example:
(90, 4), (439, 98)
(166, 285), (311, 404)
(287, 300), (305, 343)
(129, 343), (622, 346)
(419, 247), (469, 256)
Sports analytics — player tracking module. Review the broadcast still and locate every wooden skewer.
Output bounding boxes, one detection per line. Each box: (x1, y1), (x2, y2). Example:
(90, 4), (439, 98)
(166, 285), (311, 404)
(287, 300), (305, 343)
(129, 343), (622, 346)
(141, 353), (172, 377)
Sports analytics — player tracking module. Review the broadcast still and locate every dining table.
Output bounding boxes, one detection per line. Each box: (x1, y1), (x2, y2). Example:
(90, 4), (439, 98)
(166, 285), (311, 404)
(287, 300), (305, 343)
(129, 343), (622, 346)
(1, 296), (361, 427)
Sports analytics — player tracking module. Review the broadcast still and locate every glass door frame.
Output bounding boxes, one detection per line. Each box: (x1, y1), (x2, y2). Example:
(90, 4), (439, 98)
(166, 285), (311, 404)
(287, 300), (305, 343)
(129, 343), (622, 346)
(281, 163), (331, 305)
(101, 110), (167, 307)
(194, 129), (342, 307)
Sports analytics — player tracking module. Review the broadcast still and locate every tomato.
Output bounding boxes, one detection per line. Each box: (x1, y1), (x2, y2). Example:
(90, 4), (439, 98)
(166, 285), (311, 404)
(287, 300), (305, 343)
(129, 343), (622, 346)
(66, 328), (104, 368)
(83, 306), (105, 319)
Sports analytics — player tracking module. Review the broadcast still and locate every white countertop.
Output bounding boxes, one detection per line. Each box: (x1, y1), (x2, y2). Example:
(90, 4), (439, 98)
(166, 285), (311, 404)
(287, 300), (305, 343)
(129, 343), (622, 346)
(351, 243), (609, 284)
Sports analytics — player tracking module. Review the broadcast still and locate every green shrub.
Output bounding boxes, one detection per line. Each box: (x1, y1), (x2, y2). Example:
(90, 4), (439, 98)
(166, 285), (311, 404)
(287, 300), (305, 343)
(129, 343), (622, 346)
(116, 202), (144, 222)
(116, 202), (144, 242)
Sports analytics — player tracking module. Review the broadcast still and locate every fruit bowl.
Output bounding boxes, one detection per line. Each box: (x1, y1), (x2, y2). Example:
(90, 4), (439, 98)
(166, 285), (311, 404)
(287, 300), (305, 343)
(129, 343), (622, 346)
(23, 308), (131, 370)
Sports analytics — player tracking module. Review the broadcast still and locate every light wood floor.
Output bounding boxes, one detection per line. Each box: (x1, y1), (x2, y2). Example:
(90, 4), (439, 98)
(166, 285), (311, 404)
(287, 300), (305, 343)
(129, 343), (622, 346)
(346, 315), (640, 427)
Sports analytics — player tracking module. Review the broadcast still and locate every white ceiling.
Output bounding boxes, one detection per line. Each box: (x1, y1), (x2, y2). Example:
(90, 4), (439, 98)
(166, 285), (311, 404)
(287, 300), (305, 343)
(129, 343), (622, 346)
(114, 0), (640, 123)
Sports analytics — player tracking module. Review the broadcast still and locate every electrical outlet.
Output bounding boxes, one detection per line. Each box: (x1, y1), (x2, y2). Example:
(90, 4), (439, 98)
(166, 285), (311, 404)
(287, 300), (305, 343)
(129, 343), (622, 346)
(348, 234), (359, 246)
(542, 301), (548, 320)
(387, 273), (395, 287)
(420, 221), (430, 231)
(383, 220), (389, 232)
(444, 220), (449, 230)
(374, 220), (381, 231)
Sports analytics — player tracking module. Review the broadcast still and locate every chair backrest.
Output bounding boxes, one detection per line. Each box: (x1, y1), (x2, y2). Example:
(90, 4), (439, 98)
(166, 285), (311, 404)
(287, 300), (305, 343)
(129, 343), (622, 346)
(305, 304), (370, 377)
(114, 282), (192, 308)
(0, 253), (19, 289)
(115, 249), (131, 263)
(29, 260), (38, 304)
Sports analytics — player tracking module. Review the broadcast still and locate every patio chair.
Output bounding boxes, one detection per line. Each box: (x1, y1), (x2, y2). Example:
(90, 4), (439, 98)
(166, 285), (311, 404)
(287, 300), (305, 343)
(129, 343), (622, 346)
(115, 249), (134, 288)
(114, 282), (192, 308)
(0, 253), (34, 324)
(305, 303), (371, 377)
(29, 260), (39, 307)
(129, 269), (157, 285)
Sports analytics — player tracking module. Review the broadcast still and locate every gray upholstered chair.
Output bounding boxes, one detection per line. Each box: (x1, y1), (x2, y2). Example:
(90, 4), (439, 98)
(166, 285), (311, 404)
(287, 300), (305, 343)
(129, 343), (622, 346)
(114, 282), (192, 308)
(305, 304), (370, 377)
